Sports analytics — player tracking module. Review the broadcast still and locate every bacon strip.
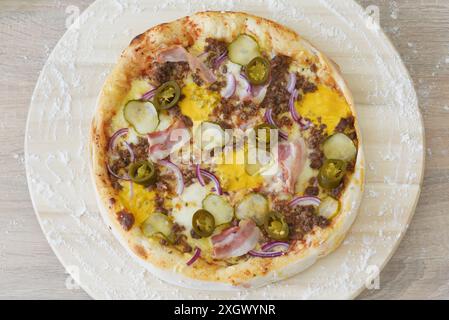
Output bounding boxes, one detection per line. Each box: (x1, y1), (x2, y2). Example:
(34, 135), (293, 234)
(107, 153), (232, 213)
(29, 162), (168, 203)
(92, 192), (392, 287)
(277, 138), (306, 193)
(158, 46), (217, 84)
(147, 120), (191, 162)
(212, 220), (260, 259)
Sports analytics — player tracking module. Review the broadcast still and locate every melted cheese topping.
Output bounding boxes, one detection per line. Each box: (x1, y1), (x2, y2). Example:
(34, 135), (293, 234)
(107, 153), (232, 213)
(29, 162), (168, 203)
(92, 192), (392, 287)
(214, 149), (264, 192)
(179, 83), (220, 122)
(295, 85), (351, 134)
(125, 79), (152, 102)
(118, 183), (156, 226)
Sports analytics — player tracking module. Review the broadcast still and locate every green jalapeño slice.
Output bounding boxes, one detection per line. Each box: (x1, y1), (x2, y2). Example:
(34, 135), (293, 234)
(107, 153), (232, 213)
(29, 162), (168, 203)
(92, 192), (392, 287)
(245, 57), (271, 85)
(318, 159), (347, 189)
(154, 81), (181, 110)
(264, 211), (289, 241)
(192, 209), (216, 238)
(128, 160), (156, 187)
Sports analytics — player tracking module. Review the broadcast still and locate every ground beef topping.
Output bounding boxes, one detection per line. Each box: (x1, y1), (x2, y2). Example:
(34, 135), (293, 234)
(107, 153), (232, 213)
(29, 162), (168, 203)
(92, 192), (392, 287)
(334, 115), (358, 174)
(335, 115), (358, 147)
(192, 71), (204, 87)
(130, 137), (149, 162)
(152, 61), (190, 85)
(330, 181), (345, 199)
(309, 150), (324, 170)
(335, 115), (355, 133)
(304, 185), (320, 197)
(306, 122), (328, 170)
(204, 38), (228, 67)
(153, 191), (168, 214)
(108, 137), (149, 191)
(261, 55), (291, 116)
(109, 146), (132, 190)
(296, 73), (318, 94)
(274, 200), (329, 240)
(238, 100), (259, 121)
(210, 98), (236, 128)
(117, 210), (135, 231)
(168, 223), (192, 253)
(209, 80), (226, 92)
(182, 166), (197, 187)
(278, 115), (293, 129)
(212, 98), (261, 128)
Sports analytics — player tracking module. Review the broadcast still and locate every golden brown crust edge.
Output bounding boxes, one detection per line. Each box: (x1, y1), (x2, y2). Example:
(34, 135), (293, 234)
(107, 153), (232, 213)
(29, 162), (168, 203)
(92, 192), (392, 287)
(90, 11), (364, 290)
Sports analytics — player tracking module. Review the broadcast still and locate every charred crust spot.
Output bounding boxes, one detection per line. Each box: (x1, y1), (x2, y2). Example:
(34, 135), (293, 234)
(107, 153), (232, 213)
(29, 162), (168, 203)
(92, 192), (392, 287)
(134, 245), (147, 259)
(130, 33), (146, 46)
(117, 210), (135, 231)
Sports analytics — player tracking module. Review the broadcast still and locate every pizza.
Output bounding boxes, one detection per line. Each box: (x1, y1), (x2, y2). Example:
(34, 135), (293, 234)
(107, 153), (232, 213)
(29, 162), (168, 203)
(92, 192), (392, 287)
(90, 11), (364, 290)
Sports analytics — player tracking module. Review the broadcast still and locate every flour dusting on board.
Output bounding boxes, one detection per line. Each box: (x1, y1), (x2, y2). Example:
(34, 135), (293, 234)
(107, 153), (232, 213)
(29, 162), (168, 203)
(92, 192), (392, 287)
(25, 0), (423, 299)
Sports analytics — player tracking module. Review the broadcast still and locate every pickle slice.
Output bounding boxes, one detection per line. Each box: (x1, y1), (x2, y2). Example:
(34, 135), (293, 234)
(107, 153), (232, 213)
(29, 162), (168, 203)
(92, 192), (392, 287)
(141, 212), (174, 241)
(202, 194), (234, 226)
(123, 100), (159, 135)
(235, 193), (268, 226)
(228, 34), (261, 66)
(323, 133), (357, 162)
(194, 121), (230, 151)
(318, 197), (340, 219)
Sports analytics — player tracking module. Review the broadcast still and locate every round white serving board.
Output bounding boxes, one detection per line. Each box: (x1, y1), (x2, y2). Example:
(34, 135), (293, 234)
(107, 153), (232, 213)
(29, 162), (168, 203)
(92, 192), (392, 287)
(25, 0), (424, 300)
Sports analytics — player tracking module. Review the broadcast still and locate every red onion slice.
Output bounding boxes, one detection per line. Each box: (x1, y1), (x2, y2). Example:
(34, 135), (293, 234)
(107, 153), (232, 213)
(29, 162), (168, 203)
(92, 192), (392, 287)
(287, 72), (297, 94)
(107, 163), (131, 181)
(124, 141), (135, 163)
(142, 87), (156, 101)
(265, 108), (288, 140)
(248, 241), (289, 258)
(196, 164), (206, 186)
(289, 196), (321, 207)
(289, 89), (312, 130)
(108, 128), (129, 153)
(289, 89), (300, 123)
(159, 160), (184, 195)
(197, 52), (208, 59)
(198, 169), (222, 195)
(222, 73), (236, 99)
(248, 250), (285, 258)
(239, 73), (252, 95)
(107, 130), (136, 187)
(213, 51), (228, 69)
(299, 117), (312, 130)
(251, 83), (269, 104)
(186, 247), (201, 266)
(261, 241), (290, 252)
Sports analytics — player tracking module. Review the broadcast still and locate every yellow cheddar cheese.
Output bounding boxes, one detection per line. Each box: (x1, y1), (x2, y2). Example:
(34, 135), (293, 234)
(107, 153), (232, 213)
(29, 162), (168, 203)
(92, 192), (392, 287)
(179, 83), (220, 122)
(296, 85), (351, 134)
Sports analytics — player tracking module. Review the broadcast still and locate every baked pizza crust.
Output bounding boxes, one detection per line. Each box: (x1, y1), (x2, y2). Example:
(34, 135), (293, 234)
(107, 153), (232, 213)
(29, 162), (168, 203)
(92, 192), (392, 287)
(90, 11), (364, 290)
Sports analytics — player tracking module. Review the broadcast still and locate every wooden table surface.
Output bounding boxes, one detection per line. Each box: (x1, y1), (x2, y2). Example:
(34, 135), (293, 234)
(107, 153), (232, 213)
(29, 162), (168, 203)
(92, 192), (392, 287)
(0, 0), (448, 300)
